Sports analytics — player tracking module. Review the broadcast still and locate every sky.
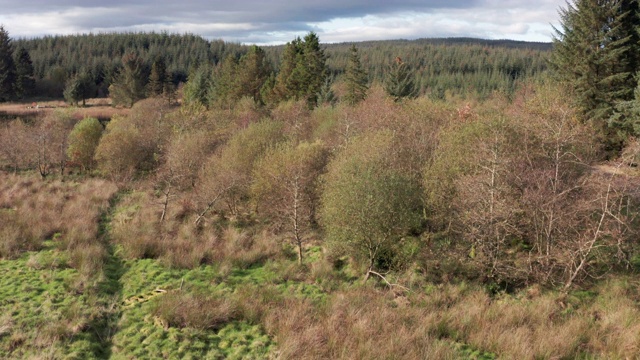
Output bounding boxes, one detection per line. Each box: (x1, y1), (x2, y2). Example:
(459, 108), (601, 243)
(0, 1), (566, 45)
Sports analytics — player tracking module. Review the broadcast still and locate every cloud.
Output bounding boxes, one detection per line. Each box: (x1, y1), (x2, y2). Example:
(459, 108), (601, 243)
(0, 0), (565, 43)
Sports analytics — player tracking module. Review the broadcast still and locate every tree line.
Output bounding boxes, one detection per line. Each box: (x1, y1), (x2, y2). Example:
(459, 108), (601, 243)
(0, 29), (550, 104)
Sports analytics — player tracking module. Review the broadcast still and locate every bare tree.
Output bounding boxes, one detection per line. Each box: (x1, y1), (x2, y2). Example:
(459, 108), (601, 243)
(251, 141), (328, 264)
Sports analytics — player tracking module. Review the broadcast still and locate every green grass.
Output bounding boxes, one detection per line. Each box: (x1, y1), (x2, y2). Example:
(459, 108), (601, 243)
(112, 258), (275, 359)
(0, 251), (103, 359)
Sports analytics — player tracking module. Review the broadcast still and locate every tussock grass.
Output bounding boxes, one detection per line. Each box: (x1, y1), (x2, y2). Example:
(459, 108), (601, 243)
(151, 291), (240, 331)
(0, 253), (104, 359)
(3, 172), (639, 359)
(0, 173), (116, 269)
(111, 190), (281, 269)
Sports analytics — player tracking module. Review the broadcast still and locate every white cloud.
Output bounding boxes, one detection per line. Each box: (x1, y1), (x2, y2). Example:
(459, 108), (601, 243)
(0, 0), (567, 43)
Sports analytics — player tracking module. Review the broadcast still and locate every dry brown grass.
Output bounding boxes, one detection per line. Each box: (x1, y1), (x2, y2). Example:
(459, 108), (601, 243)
(220, 277), (640, 359)
(0, 173), (117, 278)
(152, 291), (240, 330)
(231, 285), (455, 360)
(0, 99), (129, 121)
(110, 189), (281, 269)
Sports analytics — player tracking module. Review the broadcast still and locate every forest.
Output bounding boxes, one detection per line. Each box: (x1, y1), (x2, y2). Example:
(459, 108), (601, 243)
(1, 1), (640, 358)
(2, 31), (550, 102)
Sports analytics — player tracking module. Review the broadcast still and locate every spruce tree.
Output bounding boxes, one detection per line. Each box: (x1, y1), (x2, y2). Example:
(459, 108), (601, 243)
(13, 47), (35, 99)
(108, 52), (146, 108)
(182, 64), (212, 108)
(236, 45), (271, 103)
(0, 26), (16, 102)
(210, 55), (239, 109)
(147, 57), (167, 97)
(343, 45), (368, 106)
(64, 72), (96, 106)
(384, 57), (416, 102)
(317, 76), (337, 106)
(550, 0), (640, 143)
(299, 32), (327, 107)
(272, 37), (303, 103)
(272, 32), (327, 108)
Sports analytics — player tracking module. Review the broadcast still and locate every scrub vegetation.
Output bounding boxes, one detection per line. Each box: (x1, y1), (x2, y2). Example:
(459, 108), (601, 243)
(2, 3), (640, 357)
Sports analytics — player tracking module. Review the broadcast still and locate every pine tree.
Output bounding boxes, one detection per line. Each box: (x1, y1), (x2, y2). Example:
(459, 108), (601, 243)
(550, 0), (640, 143)
(162, 72), (176, 105)
(343, 45), (368, 106)
(317, 76), (337, 106)
(13, 47), (35, 99)
(236, 45), (271, 103)
(0, 26), (16, 102)
(210, 55), (239, 109)
(108, 52), (146, 108)
(182, 64), (212, 108)
(384, 57), (416, 102)
(147, 57), (167, 97)
(272, 32), (327, 108)
(64, 72), (96, 106)
(272, 37), (303, 103)
(611, 77), (640, 137)
(299, 32), (328, 107)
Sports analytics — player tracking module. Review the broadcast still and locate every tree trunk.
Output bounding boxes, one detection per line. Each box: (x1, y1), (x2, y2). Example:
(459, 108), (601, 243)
(297, 242), (303, 265)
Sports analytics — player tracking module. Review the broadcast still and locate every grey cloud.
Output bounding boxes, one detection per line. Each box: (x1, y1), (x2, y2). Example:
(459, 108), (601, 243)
(0, 0), (564, 43)
(2, 0), (480, 25)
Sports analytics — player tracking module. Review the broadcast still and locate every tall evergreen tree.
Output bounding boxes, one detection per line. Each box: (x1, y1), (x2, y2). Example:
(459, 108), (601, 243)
(0, 26), (16, 102)
(343, 44), (368, 106)
(384, 57), (416, 102)
(210, 55), (239, 109)
(272, 32), (327, 108)
(109, 52), (147, 108)
(147, 57), (168, 97)
(550, 0), (640, 142)
(317, 76), (337, 106)
(272, 37), (304, 103)
(236, 45), (271, 104)
(299, 32), (328, 107)
(611, 75), (640, 137)
(13, 47), (35, 99)
(182, 64), (212, 108)
(64, 71), (96, 106)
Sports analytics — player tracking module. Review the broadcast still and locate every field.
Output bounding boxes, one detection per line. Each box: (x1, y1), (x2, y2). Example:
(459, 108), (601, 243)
(1, 171), (640, 359)
(0, 99), (129, 123)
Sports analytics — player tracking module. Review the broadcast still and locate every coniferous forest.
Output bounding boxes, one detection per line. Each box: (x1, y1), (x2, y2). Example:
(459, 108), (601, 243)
(1, 1), (640, 358)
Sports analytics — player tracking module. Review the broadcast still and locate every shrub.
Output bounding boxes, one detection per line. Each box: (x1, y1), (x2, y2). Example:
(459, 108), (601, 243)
(152, 291), (239, 331)
(67, 116), (103, 171)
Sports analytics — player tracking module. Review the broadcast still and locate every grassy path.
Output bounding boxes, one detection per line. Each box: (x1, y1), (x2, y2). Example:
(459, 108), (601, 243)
(87, 192), (127, 359)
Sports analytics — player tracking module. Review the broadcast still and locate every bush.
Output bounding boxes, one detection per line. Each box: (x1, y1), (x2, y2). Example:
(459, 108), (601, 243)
(152, 292), (239, 330)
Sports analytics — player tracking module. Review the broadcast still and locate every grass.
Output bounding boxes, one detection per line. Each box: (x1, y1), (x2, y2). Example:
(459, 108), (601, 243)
(111, 259), (274, 359)
(4, 173), (640, 359)
(0, 250), (103, 359)
(0, 99), (129, 122)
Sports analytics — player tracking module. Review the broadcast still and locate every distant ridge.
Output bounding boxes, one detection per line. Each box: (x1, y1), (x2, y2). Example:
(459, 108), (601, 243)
(319, 37), (551, 51)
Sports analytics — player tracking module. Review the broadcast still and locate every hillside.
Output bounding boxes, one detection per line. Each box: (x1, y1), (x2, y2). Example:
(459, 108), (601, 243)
(13, 33), (549, 99)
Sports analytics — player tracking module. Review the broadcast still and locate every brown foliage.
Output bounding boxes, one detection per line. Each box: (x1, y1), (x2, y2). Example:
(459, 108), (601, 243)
(110, 190), (280, 269)
(152, 291), (239, 330)
(0, 173), (116, 282)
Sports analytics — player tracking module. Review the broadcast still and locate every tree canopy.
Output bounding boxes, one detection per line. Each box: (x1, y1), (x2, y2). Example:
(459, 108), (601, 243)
(551, 0), (640, 144)
(343, 45), (368, 106)
(0, 26), (15, 102)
